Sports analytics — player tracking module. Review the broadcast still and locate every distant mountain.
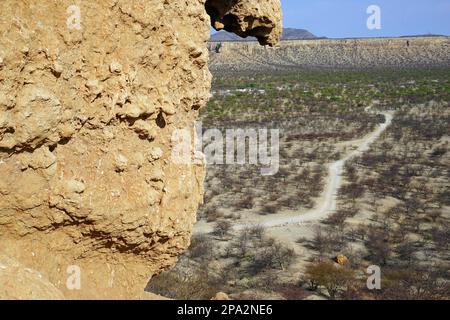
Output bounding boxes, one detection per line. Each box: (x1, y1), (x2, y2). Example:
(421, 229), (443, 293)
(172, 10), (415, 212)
(210, 30), (246, 41)
(210, 28), (319, 42)
(400, 34), (446, 38)
(282, 28), (318, 40)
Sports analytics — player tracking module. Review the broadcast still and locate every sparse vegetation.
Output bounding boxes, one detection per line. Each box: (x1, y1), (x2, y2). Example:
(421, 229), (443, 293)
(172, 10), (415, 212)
(148, 67), (449, 300)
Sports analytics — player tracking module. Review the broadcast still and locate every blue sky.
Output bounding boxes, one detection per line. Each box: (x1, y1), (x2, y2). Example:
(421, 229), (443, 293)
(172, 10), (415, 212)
(281, 0), (450, 38)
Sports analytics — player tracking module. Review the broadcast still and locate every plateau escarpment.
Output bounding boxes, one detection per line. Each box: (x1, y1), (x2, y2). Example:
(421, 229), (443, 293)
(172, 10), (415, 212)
(209, 37), (450, 72)
(0, 0), (282, 299)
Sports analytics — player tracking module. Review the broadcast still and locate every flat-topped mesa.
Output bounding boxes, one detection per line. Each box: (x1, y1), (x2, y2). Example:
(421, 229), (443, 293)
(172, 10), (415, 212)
(0, 0), (281, 299)
(206, 0), (282, 46)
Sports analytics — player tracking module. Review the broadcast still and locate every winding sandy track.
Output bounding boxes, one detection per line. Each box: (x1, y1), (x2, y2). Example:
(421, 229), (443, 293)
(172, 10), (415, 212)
(194, 111), (394, 234)
(256, 111), (394, 229)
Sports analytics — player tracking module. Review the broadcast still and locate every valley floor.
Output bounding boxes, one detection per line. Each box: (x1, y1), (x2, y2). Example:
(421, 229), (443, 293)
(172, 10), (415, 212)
(194, 111), (394, 234)
(148, 68), (449, 300)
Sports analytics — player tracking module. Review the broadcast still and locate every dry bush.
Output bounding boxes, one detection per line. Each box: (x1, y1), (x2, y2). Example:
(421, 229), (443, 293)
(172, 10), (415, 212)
(303, 261), (355, 299)
(276, 283), (310, 300)
(338, 183), (365, 204)
(225, 227), (252, 259)
(372, 266), (449, 300)
(248, 224), (266, 241)
(248, 241), (296, 275)
(307, 225), (349, 260)
(260, 204), (278, 215)
(324, 210), (348, 228)
(235, 194), (255, 210)
(365, 225), (392, 266)
(213, 220), (233, 238)
(430, 226), (450, 251)
(394, 241), (418, 266)
(205, 209), (225, 223)
(147, 268), (220, 300)
(188, 234), (214, 261)
(224, 227), (296, 279)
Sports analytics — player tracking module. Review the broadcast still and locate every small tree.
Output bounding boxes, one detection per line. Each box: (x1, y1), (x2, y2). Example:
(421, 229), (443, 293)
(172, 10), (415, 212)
(235, 194), (254, 210)
(248, 240), (296, 274)
(395, 241), (417, 266)
(303, 262), (355, 299)
(310, 226), (331, 257)
(271, 242), (296, 271)
(324, 209), (349, 228)
(365, 226), (391, 265)
(232, 228), (251, 259)
(339, 183), (365, 204)
(431, 226), (449, 251)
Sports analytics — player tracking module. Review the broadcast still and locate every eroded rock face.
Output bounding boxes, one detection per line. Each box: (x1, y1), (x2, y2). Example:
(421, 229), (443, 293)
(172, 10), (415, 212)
(206, 0), (282, 46)
(0, 0), (281, 299)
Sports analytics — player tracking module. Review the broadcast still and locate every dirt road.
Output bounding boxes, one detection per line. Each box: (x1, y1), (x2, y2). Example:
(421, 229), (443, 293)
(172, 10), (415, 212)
(194, 111), (394, 234)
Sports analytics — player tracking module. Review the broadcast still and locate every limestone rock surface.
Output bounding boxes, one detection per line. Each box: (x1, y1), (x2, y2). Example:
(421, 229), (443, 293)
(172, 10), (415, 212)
(206, 0), (282, 46)
(0, 0), (281, 299)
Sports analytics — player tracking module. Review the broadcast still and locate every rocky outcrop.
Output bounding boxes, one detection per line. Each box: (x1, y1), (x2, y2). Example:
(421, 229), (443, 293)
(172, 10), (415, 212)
(206, 0), (282, 46)
(336, 255), (349, 266)
(211, 28), (317, 42)
(0, 0), (282, 299)
(211, 292), (231, 300)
